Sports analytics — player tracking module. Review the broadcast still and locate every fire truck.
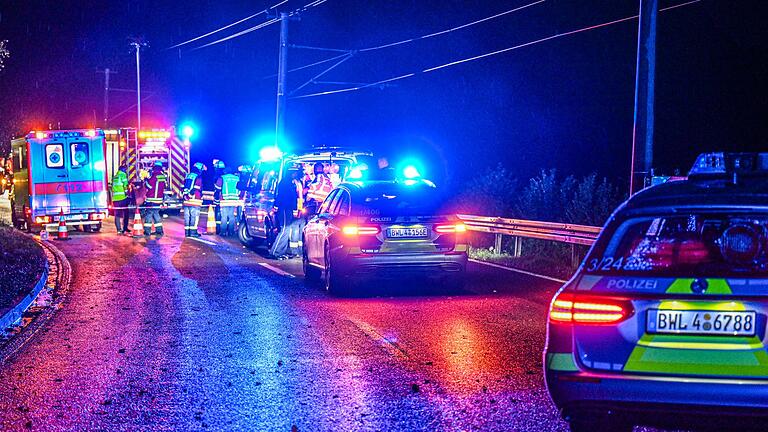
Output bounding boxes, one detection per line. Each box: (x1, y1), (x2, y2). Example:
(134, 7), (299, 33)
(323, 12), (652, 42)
(10, 129), (109, 232)
(103, 127), (191, 211)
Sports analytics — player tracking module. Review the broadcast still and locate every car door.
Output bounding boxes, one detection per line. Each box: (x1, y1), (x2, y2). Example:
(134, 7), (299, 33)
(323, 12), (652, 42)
(316, 190), (345, 268)
(307, 189), (339, 264)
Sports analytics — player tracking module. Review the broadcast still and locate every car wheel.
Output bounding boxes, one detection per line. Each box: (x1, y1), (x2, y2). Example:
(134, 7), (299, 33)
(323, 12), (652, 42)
(238, 219), (262, 248)
(568, 415), (632, 432)
(303, 242), (321, 282)
(324, 244), (350, 296)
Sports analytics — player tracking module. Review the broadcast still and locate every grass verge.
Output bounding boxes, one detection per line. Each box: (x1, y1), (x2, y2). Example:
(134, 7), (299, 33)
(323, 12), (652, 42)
(468, 246), (575, 281)
(0, 224), (47, 317)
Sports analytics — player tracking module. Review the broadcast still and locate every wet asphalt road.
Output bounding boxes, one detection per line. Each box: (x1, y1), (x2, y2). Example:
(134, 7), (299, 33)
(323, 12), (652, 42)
(0, 215), (568, 431)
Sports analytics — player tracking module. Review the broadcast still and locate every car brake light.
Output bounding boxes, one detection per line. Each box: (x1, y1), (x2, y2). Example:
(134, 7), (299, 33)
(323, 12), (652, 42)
(434, 223), (467, 234)
(342, 225), (380, 236)
(89, 213), (105, 221)
(549, 292), (632, 324)
(34, 216), (52, 224)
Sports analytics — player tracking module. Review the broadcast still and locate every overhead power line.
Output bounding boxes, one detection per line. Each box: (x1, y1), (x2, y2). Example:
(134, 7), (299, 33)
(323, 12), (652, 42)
(167, 0), (289, 50)
(291, 0), (702, 99)
(189, 0), (329, 50)
(359, 0), (546, 52)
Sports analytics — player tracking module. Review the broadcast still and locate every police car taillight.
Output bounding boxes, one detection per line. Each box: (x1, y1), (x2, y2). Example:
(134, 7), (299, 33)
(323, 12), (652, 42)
(434, 223), (467, 234)
(34, 215), (52, 224)
(342, 225), (380, 236)
(89, 213), (105, 221)
(549, 292), (633, 325)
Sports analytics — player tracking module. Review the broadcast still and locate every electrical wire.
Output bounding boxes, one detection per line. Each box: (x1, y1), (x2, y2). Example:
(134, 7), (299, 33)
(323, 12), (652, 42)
(291, 0), (702, 99)
(359, 0), (546, 52)
(167, 0), (289, 49)
(190, 0), (329, 50)
(193, 18), (281, 50)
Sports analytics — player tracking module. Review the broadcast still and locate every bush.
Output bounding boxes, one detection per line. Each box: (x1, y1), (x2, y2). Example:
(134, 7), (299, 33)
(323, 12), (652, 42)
(452, 162), (518, 216)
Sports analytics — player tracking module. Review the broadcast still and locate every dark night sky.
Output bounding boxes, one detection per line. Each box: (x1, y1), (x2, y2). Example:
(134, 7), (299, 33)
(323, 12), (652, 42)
(0, 0), (766, 190)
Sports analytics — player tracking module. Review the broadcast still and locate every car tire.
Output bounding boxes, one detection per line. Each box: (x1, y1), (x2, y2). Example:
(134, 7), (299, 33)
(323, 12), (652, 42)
(303, 243), (321, 282)
(238, 219), (262, 248)
(324, 244), (351, 296)
(568, 416), (632, 432)
(84, 223), (102, 233)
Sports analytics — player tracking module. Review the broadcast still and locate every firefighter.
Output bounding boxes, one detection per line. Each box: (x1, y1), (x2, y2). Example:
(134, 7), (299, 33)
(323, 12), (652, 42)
(218, 167), (242, 237)
(305, 162), (333, 216)
(111, 165), (130, 235)
(143, 161), (167, 237)
(270, 168), (300, 259)
(212, 159), (225, 234)
(183, 162), (205, 237)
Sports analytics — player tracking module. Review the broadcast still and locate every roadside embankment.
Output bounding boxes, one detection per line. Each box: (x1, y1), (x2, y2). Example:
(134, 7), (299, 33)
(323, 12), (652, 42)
(0, 225), (47, 322)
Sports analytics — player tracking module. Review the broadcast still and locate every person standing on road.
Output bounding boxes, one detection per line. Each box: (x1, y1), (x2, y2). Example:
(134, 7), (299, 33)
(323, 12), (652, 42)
(143, 161), (167, 237)
(212, 160), (225, 234)
(183, 162), (205, 237)
(218, 167), (242, 237)
(111, 165), (130, 235)
(270, 168), (300, 259)
(305, 162), (333, 216)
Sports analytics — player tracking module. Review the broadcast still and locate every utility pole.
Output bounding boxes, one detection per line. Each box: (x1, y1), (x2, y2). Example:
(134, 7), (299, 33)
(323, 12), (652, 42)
(629, 0), (657, 194)
(274, 12), (290, 148)
(99, 68), (117, 128)
(130, 40), (147, 131)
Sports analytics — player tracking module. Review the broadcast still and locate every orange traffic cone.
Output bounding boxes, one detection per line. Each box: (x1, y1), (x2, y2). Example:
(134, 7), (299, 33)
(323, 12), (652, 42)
(56, 209), (69, 240)
(205, 205), (216, 235)
(132, 207), (144, 237)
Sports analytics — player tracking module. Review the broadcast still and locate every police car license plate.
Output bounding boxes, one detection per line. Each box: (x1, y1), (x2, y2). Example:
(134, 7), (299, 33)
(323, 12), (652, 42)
(388, 227), (428, 238)
(647, 310), (756, 336)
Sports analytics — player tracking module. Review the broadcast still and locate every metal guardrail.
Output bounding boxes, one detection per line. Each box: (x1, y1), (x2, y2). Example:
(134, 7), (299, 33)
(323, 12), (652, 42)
(458, 214), (602, 266)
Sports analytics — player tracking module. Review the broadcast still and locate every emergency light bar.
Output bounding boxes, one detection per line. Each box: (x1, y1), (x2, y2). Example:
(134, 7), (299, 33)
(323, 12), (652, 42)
(28, 130), (104, 139)
(689, 152), (768, 179)
(138, 130), (171, 140)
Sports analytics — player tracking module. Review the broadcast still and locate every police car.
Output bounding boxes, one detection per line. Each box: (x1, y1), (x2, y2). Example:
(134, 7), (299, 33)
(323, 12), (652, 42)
(544, 152), (768, 431)
(302, 179), (468, 295)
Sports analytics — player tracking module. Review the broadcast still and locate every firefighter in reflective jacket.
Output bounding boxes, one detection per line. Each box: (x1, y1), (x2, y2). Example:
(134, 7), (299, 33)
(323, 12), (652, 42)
(143, 161), (167, 237)
(219, 167), (242, 237)
(183, 162), (206, 237)
(305, 162), (333, 215)
(212, 159), (225, 234)
(111, 165), (130, 235)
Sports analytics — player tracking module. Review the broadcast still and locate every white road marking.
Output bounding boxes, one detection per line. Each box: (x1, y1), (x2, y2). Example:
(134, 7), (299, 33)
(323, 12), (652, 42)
(259, 262), (295, 278)
(189, 237), (217, 246)
(348, 318), (408, 358)
(469, 259), (567, 284)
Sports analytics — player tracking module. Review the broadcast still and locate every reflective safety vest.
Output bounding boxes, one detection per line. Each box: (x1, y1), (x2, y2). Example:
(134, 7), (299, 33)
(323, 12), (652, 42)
(183, 172), (203, 207)
(306, 174), (333, 203)
(146, 172), (167, 205)
(111, 170), (129, 201)
(220, 174), (243, 207)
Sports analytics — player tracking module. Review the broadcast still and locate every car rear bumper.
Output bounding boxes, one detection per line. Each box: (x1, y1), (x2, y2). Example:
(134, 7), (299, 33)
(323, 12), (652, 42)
(546, 368), (768, 426)
(335, 250), (467, 279)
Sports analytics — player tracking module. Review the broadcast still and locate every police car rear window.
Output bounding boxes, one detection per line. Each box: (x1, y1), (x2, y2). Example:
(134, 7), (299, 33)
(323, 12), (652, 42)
(585, 213), (768, 277)
(357, 184), (448, 216)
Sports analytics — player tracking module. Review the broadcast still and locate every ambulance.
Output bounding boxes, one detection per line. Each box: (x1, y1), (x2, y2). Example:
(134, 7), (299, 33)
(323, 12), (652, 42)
(10, 129), (109, 232)
(103, 127), (190, 211)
